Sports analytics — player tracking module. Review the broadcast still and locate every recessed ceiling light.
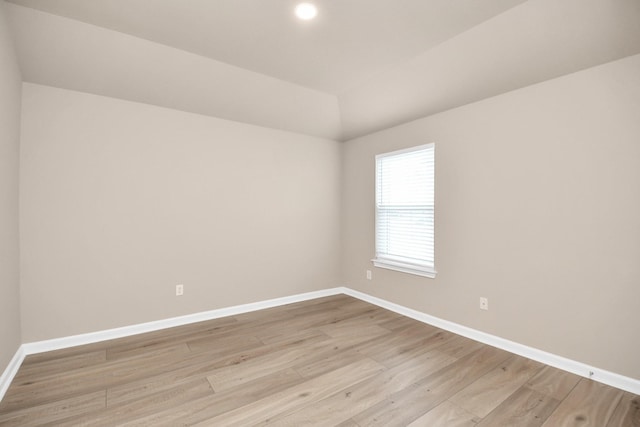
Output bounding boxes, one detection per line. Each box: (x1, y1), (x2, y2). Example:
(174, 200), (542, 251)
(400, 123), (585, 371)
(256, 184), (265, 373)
(295, 3), (318, 20)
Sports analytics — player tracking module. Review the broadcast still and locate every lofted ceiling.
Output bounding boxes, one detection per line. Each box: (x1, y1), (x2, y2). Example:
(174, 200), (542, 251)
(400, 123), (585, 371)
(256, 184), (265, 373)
(4, 0), (640, 140)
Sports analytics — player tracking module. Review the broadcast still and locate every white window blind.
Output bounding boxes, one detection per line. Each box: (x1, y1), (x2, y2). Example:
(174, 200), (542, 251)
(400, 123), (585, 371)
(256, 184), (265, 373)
(373, 143), (436, 278)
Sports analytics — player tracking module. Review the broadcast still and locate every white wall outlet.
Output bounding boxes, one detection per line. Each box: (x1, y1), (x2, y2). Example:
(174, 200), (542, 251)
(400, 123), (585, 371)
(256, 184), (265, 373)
(176, 284), (184, 296)
(366, 270), (372, 280)
(479, 297), (489, 311)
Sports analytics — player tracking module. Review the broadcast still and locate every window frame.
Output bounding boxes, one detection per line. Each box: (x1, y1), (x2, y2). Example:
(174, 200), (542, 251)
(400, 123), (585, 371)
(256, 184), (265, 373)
(372, 143), (436, 278)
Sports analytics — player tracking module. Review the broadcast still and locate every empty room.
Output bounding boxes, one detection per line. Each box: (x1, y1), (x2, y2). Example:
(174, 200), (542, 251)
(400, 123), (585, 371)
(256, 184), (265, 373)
(1, 0), (639, 425)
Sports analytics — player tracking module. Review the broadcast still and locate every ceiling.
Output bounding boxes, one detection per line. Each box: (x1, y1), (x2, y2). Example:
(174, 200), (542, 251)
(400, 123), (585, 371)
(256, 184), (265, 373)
(6, 0), (526, 94)
(5, 0), (640, 140)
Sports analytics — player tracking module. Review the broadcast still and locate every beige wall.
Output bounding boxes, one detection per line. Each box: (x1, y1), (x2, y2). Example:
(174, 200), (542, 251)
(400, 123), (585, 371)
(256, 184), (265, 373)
(19, 83), (341, 342)
(342, 54), (640, 380)
(0, 2), (21, 374)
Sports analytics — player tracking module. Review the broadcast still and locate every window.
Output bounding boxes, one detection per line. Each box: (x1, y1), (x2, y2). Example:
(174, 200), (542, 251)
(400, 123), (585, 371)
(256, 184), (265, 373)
(373, 143), (436, 278)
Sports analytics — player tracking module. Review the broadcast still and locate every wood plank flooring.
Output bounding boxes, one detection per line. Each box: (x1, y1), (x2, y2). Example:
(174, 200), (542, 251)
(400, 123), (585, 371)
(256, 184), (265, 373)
(0, 295), (637, 426)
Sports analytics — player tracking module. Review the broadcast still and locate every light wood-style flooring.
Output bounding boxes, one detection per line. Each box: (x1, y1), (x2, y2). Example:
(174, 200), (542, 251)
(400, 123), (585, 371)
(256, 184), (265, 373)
(0, 295), (638, 426)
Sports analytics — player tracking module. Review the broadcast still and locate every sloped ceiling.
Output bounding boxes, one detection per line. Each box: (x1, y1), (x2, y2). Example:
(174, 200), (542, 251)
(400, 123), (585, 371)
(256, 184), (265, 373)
(5, 0), (640, 140)
(6, 0), (528, 94)
(338, 0), (640, 139)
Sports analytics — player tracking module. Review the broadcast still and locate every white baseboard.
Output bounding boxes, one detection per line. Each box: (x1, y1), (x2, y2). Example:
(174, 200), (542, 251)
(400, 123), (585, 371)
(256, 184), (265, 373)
(0, 287), (343, 402)
(2, 285), (638, 402)
(23, 288), (344, 355)
(341, 287), (640, 395)
(0, 345), (25, 402)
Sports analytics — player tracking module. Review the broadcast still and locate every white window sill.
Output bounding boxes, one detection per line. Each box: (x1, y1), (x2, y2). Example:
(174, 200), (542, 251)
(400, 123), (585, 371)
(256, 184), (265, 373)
(371, 258), (437, 278)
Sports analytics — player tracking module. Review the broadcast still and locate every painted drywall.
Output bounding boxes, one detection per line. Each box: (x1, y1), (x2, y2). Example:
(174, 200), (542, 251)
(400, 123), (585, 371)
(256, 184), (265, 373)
(342, 53), (640, 380)
(19, 83), (341, 342)
(339, 0), (640, 140)
(5, 3), (342, 140)
(0, 2), (21, 374)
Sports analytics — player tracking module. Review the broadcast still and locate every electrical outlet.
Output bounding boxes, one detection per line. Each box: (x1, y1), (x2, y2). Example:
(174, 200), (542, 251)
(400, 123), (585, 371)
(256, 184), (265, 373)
(176, 284), (184, 296)
(479, 297), (488, 311)
(366, 270), (372, 280)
